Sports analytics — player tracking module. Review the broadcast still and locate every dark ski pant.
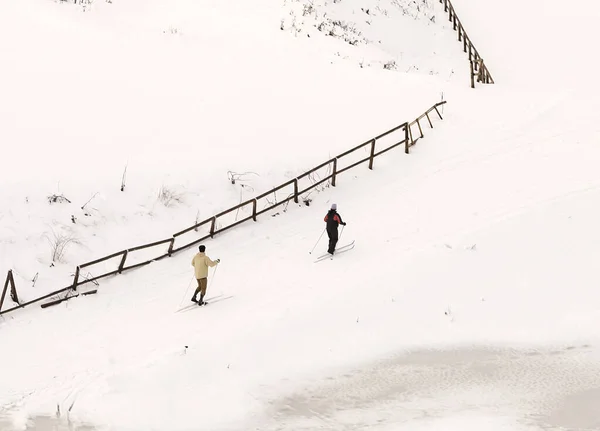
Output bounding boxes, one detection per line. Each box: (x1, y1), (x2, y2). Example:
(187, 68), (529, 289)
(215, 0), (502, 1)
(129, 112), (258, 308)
(193, 277), (208, 302)
(327, 228), (338, 254)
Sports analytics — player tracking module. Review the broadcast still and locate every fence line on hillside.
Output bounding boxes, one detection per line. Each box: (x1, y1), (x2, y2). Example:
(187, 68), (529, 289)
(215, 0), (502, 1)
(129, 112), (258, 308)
(0, 101), (446, 316)
(439, 0), (494, 88)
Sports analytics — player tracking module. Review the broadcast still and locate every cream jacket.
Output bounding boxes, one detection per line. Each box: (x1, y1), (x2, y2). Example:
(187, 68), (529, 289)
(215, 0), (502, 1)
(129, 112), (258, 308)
(191, 252), (218, 279)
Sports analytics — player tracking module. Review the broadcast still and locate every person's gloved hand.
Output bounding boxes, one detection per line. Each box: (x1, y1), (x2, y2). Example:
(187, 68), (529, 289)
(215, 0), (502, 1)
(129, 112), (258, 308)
(342, 222), (347, 226)
(216, 259), (221, 263)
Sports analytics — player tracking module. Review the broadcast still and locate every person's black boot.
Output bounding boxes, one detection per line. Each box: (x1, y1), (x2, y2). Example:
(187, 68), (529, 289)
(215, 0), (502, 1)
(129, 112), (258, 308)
(191, 296), (198, 303)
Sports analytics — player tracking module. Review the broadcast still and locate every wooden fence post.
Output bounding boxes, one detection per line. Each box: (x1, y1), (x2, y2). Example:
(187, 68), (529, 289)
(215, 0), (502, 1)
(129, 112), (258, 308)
(404, 124), (410, 154)
(118, 250), (128, 274)
(0, 272), (9, 312)
(444, 0), (448, 12)
(425, 112), (433, 128)
(1, 270), (19, 310)
(168, 238), (175, 256)
(470, 60), (475, 88)
(8, 271), (18, 305)
(294, 179), (299, 203)
(458, 24), (462, 41)
(417, 119), (424, 139)
(368, 139), (376, 170)
(210, 217), (217, 238)
(72, 266), (80, 290)
(252, 199), (257, 221)
(331, 158), (338, 187)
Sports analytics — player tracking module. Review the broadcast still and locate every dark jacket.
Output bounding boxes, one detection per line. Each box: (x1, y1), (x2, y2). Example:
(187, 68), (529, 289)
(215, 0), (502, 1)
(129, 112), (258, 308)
(324, 210), (344, 232)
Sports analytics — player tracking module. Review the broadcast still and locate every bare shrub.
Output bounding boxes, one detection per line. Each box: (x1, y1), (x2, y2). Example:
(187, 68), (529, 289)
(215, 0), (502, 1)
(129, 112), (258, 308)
(45, 227), (78, 264)
(317, 18), (365, 46)
(73, 270), (100, 286)
(302, 2), (316, 16)
(391, 0), (435, 19)
(164, 27), (181, 35)
(264, 191), (294, 217)
(47, 194), (71, 204)
(121, 164), (128, 191)
(384, 60), (397, 70)
(300, 162), (333, 204)
(264, 190), (278, 210)
(235, 184), (255, 221)
(157, 185), (184, 207)
(81, 192), (99, 210)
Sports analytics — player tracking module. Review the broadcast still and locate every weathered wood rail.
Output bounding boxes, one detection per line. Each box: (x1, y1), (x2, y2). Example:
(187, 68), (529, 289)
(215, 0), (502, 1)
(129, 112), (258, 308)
(440, 0), (494, 88)
(0, 101), (446, 316)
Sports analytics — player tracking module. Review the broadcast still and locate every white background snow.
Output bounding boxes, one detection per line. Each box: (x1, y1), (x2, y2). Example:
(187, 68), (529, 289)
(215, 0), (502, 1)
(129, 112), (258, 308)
(1, 0), (600, 430)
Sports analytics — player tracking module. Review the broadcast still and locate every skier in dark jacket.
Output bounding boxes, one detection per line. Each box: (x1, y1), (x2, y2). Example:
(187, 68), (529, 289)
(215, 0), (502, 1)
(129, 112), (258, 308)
(324, 203), (346, 254)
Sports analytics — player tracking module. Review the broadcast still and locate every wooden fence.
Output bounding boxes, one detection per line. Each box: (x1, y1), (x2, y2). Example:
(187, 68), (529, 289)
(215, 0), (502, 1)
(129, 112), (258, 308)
(440, 0), (494, 88)
(0, 101), (446, 316)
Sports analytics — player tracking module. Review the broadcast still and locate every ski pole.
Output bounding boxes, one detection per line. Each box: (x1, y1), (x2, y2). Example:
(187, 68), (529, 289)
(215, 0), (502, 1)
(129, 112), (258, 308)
(309, 229), (326, 254)
(179, 275), (195, 306)
(339, 225), (345, 242)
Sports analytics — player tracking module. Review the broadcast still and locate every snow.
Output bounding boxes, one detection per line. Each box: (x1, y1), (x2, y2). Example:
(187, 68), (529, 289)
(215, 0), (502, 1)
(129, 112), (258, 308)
(2, 0), (600, 430)
(0, 0), (449, 300)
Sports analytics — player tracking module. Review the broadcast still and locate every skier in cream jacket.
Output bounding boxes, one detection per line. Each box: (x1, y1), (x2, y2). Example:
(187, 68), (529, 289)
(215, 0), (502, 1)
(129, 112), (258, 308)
(191, 245), (220, 305)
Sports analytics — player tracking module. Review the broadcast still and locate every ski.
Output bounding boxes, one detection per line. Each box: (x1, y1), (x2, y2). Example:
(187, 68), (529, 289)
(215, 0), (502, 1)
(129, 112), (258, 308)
(200, 295), (234, 306)
(314, 240), (355, 263)
(182, 295), (234, 311)
(176, 294), (224, 313)
(331, 243), (355, 258)
(313, 242), (354, 262)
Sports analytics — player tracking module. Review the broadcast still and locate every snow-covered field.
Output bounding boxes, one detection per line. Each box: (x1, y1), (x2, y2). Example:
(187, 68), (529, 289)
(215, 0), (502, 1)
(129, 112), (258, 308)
(1, 0), (600, 430)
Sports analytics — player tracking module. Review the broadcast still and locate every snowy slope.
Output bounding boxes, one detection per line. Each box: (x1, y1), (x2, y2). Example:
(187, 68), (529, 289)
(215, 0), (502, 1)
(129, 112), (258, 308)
(281, 0), (466, 78)
(0, 0), (449, 304)
(2, 0), (600, 430)
(3, 96), (600, 429)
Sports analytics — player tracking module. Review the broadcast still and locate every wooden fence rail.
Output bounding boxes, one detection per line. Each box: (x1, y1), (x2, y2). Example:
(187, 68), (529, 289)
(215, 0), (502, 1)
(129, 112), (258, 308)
(440, 0), (494, 88)
(0, 101), (446, 316)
